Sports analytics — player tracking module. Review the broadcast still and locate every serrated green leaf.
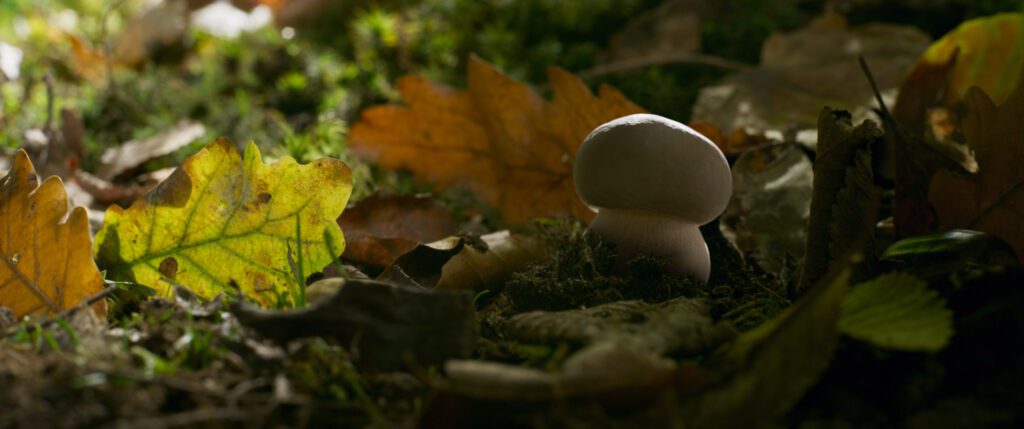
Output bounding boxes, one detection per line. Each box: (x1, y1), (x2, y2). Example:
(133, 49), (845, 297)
(840, 273), (953, 352)
(94, 138), (353, 307)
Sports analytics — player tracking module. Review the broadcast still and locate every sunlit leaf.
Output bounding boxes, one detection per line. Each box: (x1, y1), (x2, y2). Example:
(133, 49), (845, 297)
(0, 150), (105, 318)
(917, 12), (1024, 105)
(349, 56), (644, 224)
(94, 138), (352, 306)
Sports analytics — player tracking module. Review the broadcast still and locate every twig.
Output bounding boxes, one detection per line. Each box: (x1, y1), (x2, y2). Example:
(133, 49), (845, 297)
(4, 284), (117, 339)
(42, 72), (54, 134)
(99, 0), (128, 91)
(578, 52), (753, 79)
(116, 408), (249, 429)
(858, 56), (898, 131)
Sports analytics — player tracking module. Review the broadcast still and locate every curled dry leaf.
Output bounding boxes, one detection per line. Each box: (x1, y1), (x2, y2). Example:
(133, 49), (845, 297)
(929, 74), (1024, 264)
(337, 194), (457, 269)
(892, 13), (1024, 237)
(96, 120), (206, 181)
(800, 109), (881, 290)
(349, 56), (644, 224)
(379, 230), (546, 292)
(94, 138), (352, 305)
(0, 150), (105, 318)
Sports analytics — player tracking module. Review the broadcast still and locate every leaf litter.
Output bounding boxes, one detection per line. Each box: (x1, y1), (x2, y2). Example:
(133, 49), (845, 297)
(3, 5), (1024, 428)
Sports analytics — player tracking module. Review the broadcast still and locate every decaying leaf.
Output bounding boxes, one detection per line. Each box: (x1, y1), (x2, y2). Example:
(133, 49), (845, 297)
(506, 297), (735, 356)
(94, 138), (352, 305)
(722, 143), (813, 272)
(233, 278), (476, 370)
(439, 297), (729, 404)
(840, 273), (952, 352)
(0, 150), (105, 318)
(349, 56), (644, 224)
(890, 13), (1022, 237)
(928, 73), (1024, 264)
(337, 194), (457, 269)
(692, 12), (929, 141)
(602, 0), (702, 65)
(680, 267), (851, 428)
(443, 340), (678, 402)
(96, 120), (206, 181)
(800, 109), (881, 290)
(380, 230), (547, 292)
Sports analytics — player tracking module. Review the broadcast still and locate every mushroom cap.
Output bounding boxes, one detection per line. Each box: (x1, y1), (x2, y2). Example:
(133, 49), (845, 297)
(574, 114), (732, 225)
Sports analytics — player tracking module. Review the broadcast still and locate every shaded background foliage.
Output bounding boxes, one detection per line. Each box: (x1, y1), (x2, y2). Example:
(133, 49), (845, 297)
(3, 0), (1021, 179)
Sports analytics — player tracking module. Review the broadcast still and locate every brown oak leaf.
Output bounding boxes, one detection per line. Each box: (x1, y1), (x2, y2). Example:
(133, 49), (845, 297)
(929, 75), (1024, 263)
(348, 56), (645, 224)
(0, 150), (105, 318)
(337, 194), (457, 269)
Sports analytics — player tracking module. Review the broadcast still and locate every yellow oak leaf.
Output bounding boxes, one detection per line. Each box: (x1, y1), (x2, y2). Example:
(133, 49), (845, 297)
(348, 56), (645, 224)
(916, 12), (1024, 106)
(0, 150), (105, 318)
(94, 138), (352, 306)
(928, 74), (1024, 264)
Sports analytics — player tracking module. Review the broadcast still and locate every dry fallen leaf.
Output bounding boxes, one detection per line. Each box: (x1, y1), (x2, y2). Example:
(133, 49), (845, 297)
(689, 121), (774, 157)
(0, 150), (105, 318)
(379, 230), (546, 292)
(349, 56), (645, 224)
(337, 194), (457, 269)
(692, 12), (929, 139)
(94, 138), (352, 305)
(891, 13), (1023, 237)
(96, 120), (206, 181)
(929, 75), (1024, 264)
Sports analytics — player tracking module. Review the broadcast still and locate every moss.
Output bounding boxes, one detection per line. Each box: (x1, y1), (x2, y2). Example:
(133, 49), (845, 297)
(503, 220), (787, 331)
(506, 221), (704, 313)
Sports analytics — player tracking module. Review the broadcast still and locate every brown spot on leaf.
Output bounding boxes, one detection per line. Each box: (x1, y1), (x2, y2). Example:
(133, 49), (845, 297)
(159, 257), (179, 278)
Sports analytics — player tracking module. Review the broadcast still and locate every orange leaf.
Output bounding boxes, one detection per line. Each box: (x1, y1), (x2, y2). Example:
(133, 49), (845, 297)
(929, 74), (1024, 263)
(0, 150), (105, 319)
(348, 56), (645, 224)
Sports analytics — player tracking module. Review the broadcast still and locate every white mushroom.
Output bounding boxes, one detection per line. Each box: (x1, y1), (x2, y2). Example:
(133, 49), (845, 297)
(573, 114), (732, 283)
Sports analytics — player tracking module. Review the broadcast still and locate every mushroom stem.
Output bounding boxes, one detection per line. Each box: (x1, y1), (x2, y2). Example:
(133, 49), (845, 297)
(588, 208), (710, 283)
